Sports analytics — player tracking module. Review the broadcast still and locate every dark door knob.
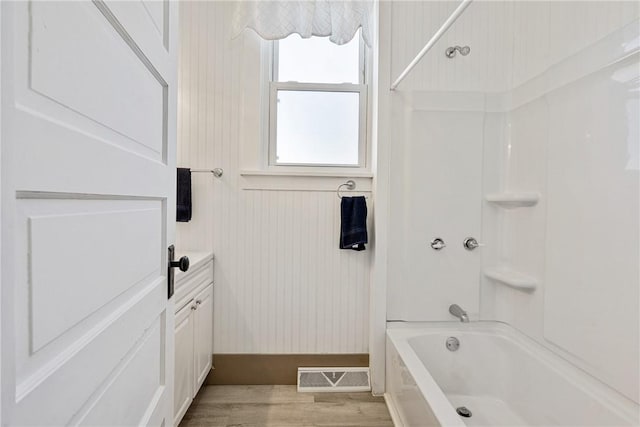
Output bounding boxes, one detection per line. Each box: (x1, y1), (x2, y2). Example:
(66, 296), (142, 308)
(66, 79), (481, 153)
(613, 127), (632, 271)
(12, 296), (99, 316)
(170, 256), (189, 272)
(167, 245), (189, 299)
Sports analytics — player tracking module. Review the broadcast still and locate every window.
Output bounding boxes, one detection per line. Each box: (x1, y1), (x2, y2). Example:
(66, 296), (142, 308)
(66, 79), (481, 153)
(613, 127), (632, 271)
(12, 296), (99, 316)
(269, 33), (367, 168)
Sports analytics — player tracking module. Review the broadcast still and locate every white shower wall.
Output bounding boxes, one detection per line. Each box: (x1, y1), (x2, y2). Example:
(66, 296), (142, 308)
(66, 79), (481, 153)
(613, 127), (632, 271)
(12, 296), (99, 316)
(384, 0), (639, 405)
(386, 1), (514, 321)
(176, 1), (372, 354)
(485, 1), (640, 405)
(386, 95), (487, 321)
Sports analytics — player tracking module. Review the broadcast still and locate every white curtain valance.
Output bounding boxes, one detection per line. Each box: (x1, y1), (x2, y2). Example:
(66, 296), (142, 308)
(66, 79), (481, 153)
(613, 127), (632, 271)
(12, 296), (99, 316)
(232, 1), (373, 47)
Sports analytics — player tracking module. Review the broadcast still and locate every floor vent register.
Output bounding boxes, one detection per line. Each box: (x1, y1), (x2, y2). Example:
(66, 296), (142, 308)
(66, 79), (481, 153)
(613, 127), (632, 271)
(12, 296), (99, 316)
(297, 367), (371, 392)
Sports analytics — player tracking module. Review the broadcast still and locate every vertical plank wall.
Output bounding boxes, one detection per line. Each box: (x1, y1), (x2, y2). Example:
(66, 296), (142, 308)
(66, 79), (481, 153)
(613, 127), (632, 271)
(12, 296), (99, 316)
(176, 2), (371, 354)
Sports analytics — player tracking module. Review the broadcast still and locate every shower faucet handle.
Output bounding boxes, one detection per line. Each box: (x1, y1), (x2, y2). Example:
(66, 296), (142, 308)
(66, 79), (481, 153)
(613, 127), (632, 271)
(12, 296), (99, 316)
(430, 238), (446, 251)
(463, 237), (484, 251)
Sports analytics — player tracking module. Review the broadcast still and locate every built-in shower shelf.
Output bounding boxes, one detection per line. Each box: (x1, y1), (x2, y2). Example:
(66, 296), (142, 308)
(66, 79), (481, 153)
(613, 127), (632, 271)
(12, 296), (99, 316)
(485, 192), (540, 208)
(484, 267), (537, 291)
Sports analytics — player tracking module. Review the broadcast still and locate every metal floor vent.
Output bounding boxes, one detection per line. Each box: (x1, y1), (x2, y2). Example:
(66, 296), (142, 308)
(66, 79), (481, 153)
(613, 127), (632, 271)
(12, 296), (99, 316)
(297, 367), (371, 393)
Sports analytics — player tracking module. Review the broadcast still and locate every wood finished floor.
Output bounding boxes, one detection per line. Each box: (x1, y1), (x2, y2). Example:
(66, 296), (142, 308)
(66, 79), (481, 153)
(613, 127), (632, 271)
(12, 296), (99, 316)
(179, 385), (394, 427)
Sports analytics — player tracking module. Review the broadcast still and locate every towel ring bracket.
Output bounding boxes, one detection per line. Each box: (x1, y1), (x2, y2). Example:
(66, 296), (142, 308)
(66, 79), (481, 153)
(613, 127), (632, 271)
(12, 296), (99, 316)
(337, 180), (356, 199)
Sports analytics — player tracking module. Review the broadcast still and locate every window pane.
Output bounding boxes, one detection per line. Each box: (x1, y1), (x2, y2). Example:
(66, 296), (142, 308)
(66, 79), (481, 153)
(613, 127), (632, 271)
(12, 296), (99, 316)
(275, 90), (360, 166)
(277, 34), (360, 84)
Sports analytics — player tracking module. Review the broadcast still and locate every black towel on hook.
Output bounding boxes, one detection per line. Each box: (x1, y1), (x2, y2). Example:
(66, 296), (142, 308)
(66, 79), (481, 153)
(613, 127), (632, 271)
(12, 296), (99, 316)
(176, 168), (192, 222)
(340, 196), (368, 251)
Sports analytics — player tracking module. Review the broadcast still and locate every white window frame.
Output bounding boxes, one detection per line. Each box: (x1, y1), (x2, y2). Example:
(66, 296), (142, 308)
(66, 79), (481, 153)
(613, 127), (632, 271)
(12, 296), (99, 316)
(267, 35), (368, 169)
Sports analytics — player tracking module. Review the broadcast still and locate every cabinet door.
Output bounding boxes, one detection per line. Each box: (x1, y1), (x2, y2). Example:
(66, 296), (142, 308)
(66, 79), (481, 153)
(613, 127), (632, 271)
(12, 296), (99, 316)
(193, 284), (214, 392)
(174, 302), (195, 426)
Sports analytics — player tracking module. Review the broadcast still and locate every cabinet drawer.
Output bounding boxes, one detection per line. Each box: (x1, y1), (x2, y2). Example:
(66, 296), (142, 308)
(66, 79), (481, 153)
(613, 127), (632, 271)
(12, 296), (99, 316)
(175, 260), (213, 312)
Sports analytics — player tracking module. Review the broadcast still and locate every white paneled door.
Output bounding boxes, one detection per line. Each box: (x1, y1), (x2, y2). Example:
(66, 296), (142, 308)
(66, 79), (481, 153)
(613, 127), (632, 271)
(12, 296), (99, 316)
(1, 1), (178, 425)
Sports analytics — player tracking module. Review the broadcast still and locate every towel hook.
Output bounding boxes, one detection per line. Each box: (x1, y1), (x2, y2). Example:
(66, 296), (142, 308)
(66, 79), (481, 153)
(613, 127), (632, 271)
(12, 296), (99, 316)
(337, 180), (356, 198)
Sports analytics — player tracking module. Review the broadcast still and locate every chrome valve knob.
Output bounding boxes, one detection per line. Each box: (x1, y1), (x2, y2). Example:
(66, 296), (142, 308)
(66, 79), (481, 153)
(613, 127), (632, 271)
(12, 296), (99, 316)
(430, 238), (446, 251)
(463, 237), (483, 251)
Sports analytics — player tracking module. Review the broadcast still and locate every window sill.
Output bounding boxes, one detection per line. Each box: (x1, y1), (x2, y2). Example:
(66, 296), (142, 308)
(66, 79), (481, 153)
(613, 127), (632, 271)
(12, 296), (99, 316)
(239, 169), (374, 192)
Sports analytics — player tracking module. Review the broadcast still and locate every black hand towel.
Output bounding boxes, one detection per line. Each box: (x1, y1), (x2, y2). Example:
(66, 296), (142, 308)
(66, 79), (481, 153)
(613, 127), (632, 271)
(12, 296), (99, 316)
(340, 196), (368, 251)
(176, 168), (192, 222)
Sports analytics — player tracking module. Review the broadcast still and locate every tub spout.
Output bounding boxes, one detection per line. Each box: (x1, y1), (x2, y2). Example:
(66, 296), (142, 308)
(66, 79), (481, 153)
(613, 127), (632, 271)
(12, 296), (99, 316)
(449, 304), (469, 323)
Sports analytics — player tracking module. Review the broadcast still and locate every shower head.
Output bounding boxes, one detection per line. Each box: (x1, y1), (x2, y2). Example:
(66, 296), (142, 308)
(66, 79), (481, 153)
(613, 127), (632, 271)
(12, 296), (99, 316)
(446, 45), (471, 58)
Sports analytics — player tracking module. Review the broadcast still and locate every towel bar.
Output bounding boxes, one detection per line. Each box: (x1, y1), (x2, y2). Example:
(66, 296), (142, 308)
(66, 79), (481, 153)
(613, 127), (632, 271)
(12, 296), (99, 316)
(191, 168), (223, 177)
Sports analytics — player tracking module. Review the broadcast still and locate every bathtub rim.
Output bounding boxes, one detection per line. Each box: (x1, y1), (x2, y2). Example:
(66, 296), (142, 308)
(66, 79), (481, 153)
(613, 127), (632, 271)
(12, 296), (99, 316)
(386, 324), (466, 427)
(386, 320), (639, 426)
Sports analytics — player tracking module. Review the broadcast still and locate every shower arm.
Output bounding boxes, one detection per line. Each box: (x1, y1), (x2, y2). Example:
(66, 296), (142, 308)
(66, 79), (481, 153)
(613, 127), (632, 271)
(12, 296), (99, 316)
(390, 0), (473, 91)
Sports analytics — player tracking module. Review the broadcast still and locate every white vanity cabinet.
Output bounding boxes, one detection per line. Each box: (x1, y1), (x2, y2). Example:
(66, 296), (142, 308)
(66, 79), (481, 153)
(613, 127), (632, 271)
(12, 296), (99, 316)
(193, 284), (214, 388)
(173, 252), (214, 426)
(174, 301), (195, 425)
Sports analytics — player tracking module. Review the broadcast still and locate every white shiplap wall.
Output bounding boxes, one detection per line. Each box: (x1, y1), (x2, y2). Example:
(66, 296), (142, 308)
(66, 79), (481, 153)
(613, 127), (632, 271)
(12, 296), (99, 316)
(177, 1), (371, 354)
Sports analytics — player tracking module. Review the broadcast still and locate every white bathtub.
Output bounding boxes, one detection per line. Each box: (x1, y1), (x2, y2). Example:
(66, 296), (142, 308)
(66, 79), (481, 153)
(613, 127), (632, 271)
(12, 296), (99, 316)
(385, 322), (639, 427)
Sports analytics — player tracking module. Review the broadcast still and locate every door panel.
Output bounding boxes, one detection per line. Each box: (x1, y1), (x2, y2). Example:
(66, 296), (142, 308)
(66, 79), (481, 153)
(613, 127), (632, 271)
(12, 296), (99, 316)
(14, 199), (164, 381)
(194, 285), (213, 391)
(1, 1), (178, 425)
(141, 0), (167, 43)
(103, 0), (170, 60)
(76, 312), (165, 426)
(14, 281), (166, 426)
(30, 1), (166, 161)
(25, 199), (162, 352)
